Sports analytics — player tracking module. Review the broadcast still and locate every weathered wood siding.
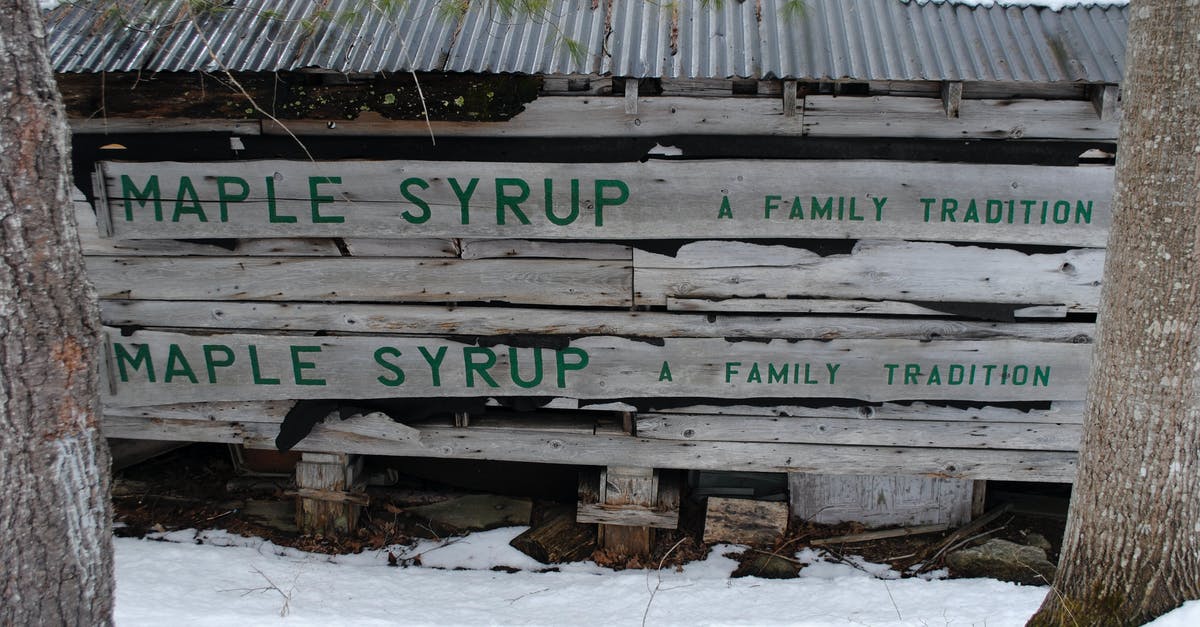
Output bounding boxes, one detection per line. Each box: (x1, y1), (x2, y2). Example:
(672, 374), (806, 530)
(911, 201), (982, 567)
(80, 151), (1105, 482)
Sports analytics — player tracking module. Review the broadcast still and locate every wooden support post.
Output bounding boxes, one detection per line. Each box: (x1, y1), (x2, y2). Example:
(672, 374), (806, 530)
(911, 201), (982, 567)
(941, 81), (963, 118)
(295, 452), (365, 535)
(454, 411), (470, 428)
(624, 78), (639, 115)
(972, 480), (988, 518)
(597, 466), (656, 557)
(782, 80), (798, 117)
(1090, 84), (1119, 120)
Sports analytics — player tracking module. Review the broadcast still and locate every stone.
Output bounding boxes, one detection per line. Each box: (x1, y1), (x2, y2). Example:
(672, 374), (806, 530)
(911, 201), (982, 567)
(1024, 532), (1053, 552)
(946, 538), (1056, 585)
(405, 494), (532, 532)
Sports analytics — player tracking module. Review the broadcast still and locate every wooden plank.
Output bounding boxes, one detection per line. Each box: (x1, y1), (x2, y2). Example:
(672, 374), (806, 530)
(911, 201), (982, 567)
(96, 159), (1113, 247)
(790, 473), (973, 527)
(669, 297), (1067, 319)
(99, 300), (1095, 342)
(295, 452), (362, 534)
(624, 78), (639, 114)
(103, 400), (292, 423)
(100, 414), (1079, 481)
(809, 524), (950, 545)
(71, 118), (261, 134)
(803, 95), (1118, 140)
(1090, 84), (1120, 121)
(783, 80), (798, 117)
(655, 401), (1085, 425)
(86, 257), (631, 307)
(635, 414), (1081, 451)
(635, 240), (1104, 310)
(460, 239), (631, 260)
(77, 196), (341, 257)
(101, 415), (246, 441)
(253, 96), (1115, 140)
(342, 238), (459, 257)
(597, 466), (655, 554)
(101, 329), (1092, 406)
(323, 412), (421, 441)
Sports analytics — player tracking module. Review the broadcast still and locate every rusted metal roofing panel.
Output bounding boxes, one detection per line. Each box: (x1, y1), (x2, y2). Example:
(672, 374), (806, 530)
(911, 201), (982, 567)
(44, 0), (1128, 84)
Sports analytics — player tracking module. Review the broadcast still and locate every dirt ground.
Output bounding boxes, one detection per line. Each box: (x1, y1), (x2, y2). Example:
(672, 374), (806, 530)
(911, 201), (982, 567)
(111, 443), (1067, 577)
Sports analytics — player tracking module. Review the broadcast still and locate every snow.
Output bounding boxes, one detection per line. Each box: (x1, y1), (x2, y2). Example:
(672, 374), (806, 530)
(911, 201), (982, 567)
(115, 527), (1055, 626)
(114, 526), (1200, 625)
(908, 0), (1127, 9)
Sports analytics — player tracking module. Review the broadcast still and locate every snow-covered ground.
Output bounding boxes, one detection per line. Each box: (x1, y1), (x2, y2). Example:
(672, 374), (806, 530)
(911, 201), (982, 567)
(113, 526), (1200, 626)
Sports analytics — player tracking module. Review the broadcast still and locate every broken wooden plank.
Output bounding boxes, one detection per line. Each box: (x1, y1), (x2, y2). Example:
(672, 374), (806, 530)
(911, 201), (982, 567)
(635, 240), (1104, 311)
(810, 523), (950, 546)
(95, 159), (1113, 247)
(101, 329), (1093, 406)
(667, 297), (1067, 319)
(98, 300), (1095, 342)
(102, 414), (1079, 481)
(636, 414), (1081, 451)
(86, 257), (632, 307)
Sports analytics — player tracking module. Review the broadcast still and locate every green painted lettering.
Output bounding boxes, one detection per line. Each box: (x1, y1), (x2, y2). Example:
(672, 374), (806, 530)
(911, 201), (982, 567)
(171, 176), (207, 222)
(509, 347), (544, 389)
(248, 345), (280, 385)
(164, 344), (198, 383)
(717, 196), (734, 219)
(309, 176), (344, 223)
(464, 347), (499, 388)
(449, 177), (479, 224)
(764, 195), (781, 219)
(202, 344), (235, 383)
(545, 179), (581, 226)
(495, 178), (531, 225)
(418, 346), (448, 387)
(811, 196), (834, 220)
(658, 361), (673, 382)
(291, 346), (326, 385)
(594, 180), (628, 226)
(1033, 365), (1050, 387)
(121, 174), (163, 221)
(883, 363), (899, 384)
(1075, 200), (1093, 224)
(374, 347), (406, 387)
(114, 343), (155, 383)
(746, 363), (762, 383)
(825, 363), (840, 385)
(214, 177), (248, 222)
(767, 363), (789, 384)
(725, 361), (741, 383)
(399, 177), (431, 224)
(904, 363), (921, 385)
(555, 347), (589, 387)
(266, 176), (296, 223)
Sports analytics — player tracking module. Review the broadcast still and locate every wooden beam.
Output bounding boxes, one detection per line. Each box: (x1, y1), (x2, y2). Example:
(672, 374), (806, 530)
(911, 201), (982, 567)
(597, 466), (655, 556)
(102, 414), (1080, 481)
(1090, 84), (1120, 121)
(295, 451), (364, 535)
(941, 81), (963, 118)
(624, 78), (639, 115)
(783, 80), (798, 117)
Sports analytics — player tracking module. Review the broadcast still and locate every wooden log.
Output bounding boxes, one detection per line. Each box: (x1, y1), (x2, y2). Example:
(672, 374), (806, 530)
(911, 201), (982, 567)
(294, 452), (363, 535)
(635, 414), (1081, 451)
(94, 159), (1113, 247)
(98, 300), (1096, 342)
(703, 497), (789, 546)
(86, 256), (632, 307)
(509, 504), (597, 564)
(635, 240), (1104, 311)
(103, 414), (1079, 481)
(789, 473), (974, 527)
(100, 329), (1093, 406)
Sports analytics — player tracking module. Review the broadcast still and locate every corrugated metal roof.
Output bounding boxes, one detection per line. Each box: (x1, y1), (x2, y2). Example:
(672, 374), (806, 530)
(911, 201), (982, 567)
(45, 0), (1127, 83)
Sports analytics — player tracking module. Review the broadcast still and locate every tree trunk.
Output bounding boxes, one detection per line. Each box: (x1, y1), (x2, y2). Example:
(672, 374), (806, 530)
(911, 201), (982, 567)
(0, 1), (114, 624)
(1029, 2), (1200, 625)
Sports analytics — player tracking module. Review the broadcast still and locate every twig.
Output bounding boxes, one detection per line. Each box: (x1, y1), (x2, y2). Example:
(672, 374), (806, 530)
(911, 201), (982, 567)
(642, 537), (689, 627)
(506, 587), (550, 605)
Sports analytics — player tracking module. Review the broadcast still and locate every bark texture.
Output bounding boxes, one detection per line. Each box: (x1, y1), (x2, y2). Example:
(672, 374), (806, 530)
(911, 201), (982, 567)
(0, 1), (114, 624)
(1029, 1), (1200, 625)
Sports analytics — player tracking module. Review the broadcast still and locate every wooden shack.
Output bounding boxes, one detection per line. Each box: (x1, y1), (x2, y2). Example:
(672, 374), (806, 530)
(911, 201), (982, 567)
(45, 0), (1126, 547)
